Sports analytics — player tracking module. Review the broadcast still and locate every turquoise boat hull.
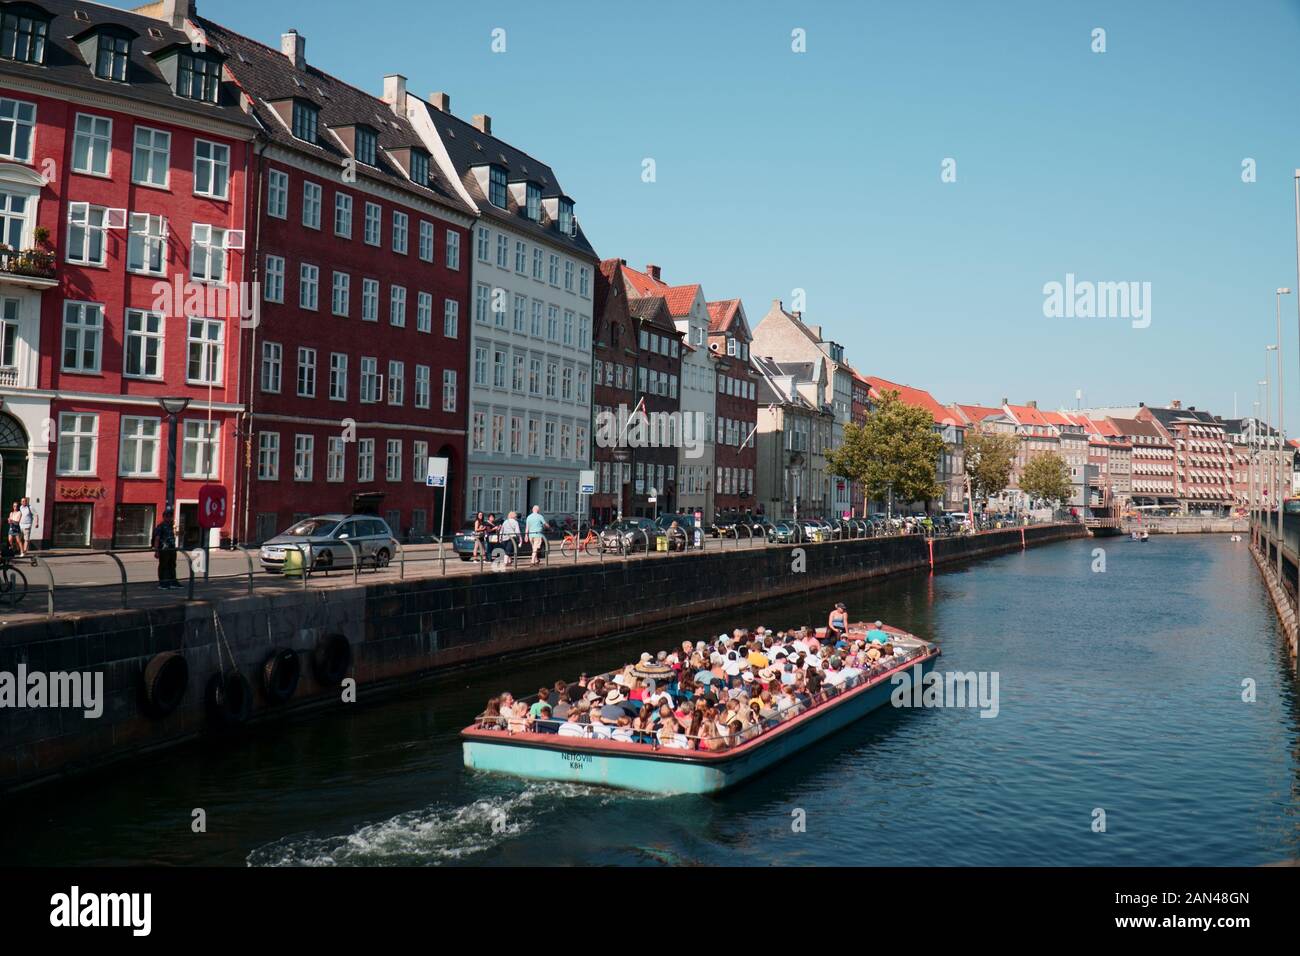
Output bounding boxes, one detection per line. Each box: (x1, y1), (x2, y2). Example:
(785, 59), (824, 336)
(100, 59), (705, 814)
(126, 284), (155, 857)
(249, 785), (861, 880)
(462, 648), (939, 795)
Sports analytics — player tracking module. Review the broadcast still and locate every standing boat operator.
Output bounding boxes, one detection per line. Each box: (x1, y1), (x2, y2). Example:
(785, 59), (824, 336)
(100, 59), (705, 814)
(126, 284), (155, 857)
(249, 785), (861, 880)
(828, 602), (848, 636)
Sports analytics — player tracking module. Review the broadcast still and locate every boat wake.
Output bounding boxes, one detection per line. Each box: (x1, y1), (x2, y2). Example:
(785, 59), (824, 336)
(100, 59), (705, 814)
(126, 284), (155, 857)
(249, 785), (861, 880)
(246, 782), (647, 866)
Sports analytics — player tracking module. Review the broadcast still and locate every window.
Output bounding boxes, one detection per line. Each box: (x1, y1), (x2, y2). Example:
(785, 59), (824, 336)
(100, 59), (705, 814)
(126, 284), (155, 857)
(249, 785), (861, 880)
(299, 263), (319, 310)
(292, 435), (314, 481)
(178, 54), (221, 103)
(476, 225), (490, 262)
(187, 318), (223, 385)
(260, 341), (282, 393)
(57, 413), (97, 475)
(193, 140), (230, 199)
(124, 309), (163, 379)
(547, 305), (559, 341)
(329, 353), (347, 401)
(182, 421), (220, 479)
(545, 362), (557, 399)
(475, 283), (490, 324)
(418, 220), (434, 261)
(531, 299), (543, 337)
(564, 260), (574, 292)
(267, 169), (289, 218)
(417, 292), (432, 333)
(61, 302), (102, 373)
(493, 348), (506, 388)
(528, 357), (541, 396)
(292, 101), (319, 143)
(117, 416), (160, 478)
(331, 272), (349, 316)
(0, 98), (36, 161)
(131, 128), (170, 187)
(357, 438), (375, 482)
(263, 255), (286, 303)
(414, 364), (430, 408)
(471, 412), (486, 451)
(544, 421), (556, 458)
(473, 346), (487, 386)
(442, 369), (457, 412)
(360, 356), (380, 403)
(548, 254), (560, 285)
(389, 285), (407, 327)
(526, 182), (541, 221)
(563, 310), (574, 346)
(363, 202), (381, 245)
(514, 240), (527, 274)
(496, 233), (509, 269)
(257, 432), (280, 480)
(1, 12), (48, 65)
(355, 127), (377, 166)
(386, 440), (402, 482)
(443, 299), (459, 338)
(512, 353), (524, 392)
(66, 203), (107, 265)
(410, 151), (430, 187)
(334, 192), (353, 237)
(190, 224), (227, 282)
(95, 33), (130, 82)
(127, 213), (166, 275)
(445, 230), (460, 269)
(0, 299), (17, 367)
(361, 278), (379, 322)
(387, 360), (404, 405)
(558, 198), (574, 236)
(301, 180), (322, 228)
(413, 443), (429, 483)
(392, 211), (408, 254)
(488, 165), (508, 208)
(72, 114), (112, 176)
(579, 267), (590, 298)
(297, 347), (316, 397)
(326, 437), (345, 482)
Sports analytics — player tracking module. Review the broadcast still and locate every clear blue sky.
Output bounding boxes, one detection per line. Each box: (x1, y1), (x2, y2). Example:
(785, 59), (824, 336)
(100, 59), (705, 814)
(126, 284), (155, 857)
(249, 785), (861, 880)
(189, 0), (1300, 423)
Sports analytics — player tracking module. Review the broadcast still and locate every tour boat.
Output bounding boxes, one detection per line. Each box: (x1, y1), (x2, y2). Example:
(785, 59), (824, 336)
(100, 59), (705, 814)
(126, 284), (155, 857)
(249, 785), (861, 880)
(461, 624), (940, 795)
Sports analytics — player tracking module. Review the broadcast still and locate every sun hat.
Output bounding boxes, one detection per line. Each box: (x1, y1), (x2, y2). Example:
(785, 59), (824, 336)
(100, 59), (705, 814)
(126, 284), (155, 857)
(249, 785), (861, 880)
(605, 689), (624, 705)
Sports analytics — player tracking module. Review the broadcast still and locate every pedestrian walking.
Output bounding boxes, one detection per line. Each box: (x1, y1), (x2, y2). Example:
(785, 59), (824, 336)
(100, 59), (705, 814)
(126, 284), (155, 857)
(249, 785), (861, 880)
(18, 497), (37, 559)
(152, 507), (179, 589)
(6, 502), (21, 557)
(499, 511), (522, 566)
(472, 511), (488, 560)
(525, 505), (549, 565)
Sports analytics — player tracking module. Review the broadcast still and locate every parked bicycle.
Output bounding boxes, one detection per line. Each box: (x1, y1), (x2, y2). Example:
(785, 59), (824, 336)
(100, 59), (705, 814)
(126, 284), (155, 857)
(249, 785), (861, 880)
(0, 550), (29, 607)
(560, 525), (600, 556)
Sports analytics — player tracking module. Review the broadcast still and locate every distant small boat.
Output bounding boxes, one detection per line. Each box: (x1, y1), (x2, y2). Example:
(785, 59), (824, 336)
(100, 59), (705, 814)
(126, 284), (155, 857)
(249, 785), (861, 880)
(1131, 530), (1149, 542)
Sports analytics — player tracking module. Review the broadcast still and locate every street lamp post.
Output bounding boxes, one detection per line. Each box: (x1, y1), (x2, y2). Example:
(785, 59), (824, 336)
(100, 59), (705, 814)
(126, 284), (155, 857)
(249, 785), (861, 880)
(1277, 289), (1292, 579)
(156, 396), (192, 522)
(1263, 358), (1274, 559)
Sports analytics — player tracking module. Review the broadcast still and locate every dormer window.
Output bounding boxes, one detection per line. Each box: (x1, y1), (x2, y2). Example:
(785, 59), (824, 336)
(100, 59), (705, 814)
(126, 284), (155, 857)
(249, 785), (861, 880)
(95, 34), (130, 82)
(409, 150), (429, 186)
(526, 182), (541, 221)
(354, 126), (377, 166)
(292, 101), (319, 144)
(558, 198), (574, 236)
(177, 53), (221, 103)
(488, 165), (508, 209)
(1, 9), (48, 64)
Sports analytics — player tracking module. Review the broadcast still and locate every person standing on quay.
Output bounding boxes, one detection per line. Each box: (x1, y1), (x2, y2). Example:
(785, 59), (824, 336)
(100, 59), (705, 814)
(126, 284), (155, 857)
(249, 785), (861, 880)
(18, 496), (37, 559)
(499, 511), (522, 567)
(525, 505), (549, 566)
(152, 507), (179, 589)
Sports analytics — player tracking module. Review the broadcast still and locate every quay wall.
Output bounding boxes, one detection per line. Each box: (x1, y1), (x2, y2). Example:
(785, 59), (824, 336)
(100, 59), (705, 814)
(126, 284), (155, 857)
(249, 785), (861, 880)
(0, 523), (1083, 794)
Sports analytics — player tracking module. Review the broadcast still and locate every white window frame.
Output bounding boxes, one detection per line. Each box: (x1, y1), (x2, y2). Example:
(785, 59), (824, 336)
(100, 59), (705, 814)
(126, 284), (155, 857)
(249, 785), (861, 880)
(56, 412), (98, 476)
(71, 113), (111, 176)
(131, 127), (170, 188)
(193, 138), (230, 200)
(118, 416), (161, 478)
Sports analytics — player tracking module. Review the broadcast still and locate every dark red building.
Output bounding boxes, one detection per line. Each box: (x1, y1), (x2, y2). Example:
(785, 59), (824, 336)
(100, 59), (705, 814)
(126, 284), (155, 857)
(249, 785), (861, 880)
(201, 21), (475, 543)
(707, 299), (757, 516)
(628, 294), (681, 517)
(590, 257), (634, 524)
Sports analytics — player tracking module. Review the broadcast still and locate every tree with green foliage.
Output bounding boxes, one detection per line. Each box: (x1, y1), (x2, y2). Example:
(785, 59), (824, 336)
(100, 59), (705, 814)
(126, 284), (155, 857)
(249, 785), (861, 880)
(1019, 452), (1072, 507)
(964, 427), (1019, 504)
(826, 389), (945, 512)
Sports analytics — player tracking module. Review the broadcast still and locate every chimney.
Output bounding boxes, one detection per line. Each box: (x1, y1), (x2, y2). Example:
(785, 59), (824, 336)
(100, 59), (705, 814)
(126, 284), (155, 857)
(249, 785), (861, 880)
(382, 74), (407, 115)
(646, 264), (661, 282)
(1027, 400), (1037, 409)
(472, 114), (492, 134)
(429, 92), (451, 114)
(157, 0), (195, 28)
(1001, 397), (1009, 406)
(1170, 399), (1181, 409)
(281, 30), (305, 70)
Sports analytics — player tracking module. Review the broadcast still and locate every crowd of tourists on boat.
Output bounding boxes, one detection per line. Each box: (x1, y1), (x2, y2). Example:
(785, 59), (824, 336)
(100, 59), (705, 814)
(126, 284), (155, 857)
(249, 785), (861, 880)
(474, 606), (925, 752)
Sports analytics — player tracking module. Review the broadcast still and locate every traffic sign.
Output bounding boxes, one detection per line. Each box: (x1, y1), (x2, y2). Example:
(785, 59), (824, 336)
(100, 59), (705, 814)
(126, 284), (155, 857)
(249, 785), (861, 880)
(579, 468), (595, 495)
(197, 484), (227, 528)
(426, 456), (448, 488)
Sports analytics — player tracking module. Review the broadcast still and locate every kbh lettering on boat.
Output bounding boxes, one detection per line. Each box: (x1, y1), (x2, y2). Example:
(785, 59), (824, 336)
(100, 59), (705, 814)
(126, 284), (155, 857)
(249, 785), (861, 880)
(49, 886), (151, 937)
(1041, 273), (1152, 329)
(0, 665), (104, 718)
(890, 666), (1000, 718)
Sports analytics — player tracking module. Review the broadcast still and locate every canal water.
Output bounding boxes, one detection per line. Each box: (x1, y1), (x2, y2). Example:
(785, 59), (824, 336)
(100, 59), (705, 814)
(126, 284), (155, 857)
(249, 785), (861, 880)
(4, 535), (1298, 866)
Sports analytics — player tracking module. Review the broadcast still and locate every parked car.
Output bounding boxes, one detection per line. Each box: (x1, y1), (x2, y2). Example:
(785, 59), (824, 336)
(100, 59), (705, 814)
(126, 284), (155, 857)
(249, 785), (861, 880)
(654, 513), (698, 546)
(768, 519), (802, 544)
(600, 517), (658, 552)
(260, 514), (395, 573)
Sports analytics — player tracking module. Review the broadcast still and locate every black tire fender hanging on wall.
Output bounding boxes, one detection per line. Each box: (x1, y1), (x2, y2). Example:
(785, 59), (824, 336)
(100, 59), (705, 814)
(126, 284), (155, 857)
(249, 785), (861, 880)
(141, 651), (189, 718)
(312, 633), (352, 687)
(205, 671), (252, 727)
(261, 648), (301, 704)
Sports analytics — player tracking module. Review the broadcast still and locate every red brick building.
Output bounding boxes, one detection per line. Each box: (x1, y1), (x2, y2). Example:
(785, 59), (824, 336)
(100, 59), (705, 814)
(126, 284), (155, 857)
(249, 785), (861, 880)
(1, 0), (258, 548)
(202, 21), (475, 543)
(706, 298), (756, 515)
(629, 293), (682, 516)
(590, 257), (634, 524)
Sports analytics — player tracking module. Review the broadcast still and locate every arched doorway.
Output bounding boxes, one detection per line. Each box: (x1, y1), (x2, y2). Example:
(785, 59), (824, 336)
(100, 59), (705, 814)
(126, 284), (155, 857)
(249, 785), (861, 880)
(0, 412), (28, 519)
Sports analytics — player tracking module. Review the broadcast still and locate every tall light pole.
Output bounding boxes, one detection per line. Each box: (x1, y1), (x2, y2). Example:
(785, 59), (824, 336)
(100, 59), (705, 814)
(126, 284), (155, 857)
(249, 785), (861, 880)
(1278, 289), (1292, 578)
(156, 396), (192, 523)
(1264, 354), (1275, 556)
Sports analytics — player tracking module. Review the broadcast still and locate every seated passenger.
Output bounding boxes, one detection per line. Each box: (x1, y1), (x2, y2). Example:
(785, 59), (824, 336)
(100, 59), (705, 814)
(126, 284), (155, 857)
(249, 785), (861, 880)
(534, 703), (557, 733)
(865, 621), (890, 644)
(611, 716), (635, 742)
(558, 709), (587, 737)
(657, 717), (690, 749)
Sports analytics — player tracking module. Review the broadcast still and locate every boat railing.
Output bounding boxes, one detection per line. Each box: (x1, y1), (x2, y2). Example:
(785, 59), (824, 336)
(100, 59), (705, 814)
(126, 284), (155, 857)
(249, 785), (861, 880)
(470, 646), (929, 752)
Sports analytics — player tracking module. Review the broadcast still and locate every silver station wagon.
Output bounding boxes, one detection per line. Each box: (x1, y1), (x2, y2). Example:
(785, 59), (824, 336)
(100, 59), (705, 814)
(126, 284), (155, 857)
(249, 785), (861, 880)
(259, 514), (396, 574)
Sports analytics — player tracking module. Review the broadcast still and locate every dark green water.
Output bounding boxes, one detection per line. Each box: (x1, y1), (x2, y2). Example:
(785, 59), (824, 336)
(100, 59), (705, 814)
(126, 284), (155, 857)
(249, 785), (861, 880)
(4, 535), (1298, 866)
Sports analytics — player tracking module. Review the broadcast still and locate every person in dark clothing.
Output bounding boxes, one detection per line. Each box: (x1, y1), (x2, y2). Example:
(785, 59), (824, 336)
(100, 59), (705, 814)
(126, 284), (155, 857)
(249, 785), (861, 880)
(152, 507), (178, 589)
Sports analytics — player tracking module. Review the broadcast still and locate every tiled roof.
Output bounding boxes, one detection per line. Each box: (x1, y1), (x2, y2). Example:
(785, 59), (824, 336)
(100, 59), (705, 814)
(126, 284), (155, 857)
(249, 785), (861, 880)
(952, 403), (1006, 426)
(0, 0), (257, 131)
(1005, 404), (1051, 427)
(628, 295), (677, 334)
(419, 99), (596, 257)
(661, 285), (701, 317)
(198, 18), (470, 213)
(1108, 417), (1168, 441)
(864, 376), (950, 422)
(707, 298), (741, 333)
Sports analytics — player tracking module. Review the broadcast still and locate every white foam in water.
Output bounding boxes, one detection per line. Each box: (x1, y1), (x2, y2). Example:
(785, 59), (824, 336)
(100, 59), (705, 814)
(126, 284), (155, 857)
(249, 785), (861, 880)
(247, 782), (645, 867)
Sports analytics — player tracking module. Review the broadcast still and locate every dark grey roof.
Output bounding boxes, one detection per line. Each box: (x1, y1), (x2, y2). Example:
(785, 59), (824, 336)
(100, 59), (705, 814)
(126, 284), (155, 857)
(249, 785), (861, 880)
(197, 17), (471, 215)
(419, 101), (597, 259)
(628, 294), (677, 334)
(1146, 405), (1221, 428)
(0, 0), (257, 132)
